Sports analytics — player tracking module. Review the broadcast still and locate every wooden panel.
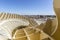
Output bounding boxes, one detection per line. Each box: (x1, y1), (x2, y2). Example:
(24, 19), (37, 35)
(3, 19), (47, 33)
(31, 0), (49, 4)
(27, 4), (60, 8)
(53, 0), (60, 39)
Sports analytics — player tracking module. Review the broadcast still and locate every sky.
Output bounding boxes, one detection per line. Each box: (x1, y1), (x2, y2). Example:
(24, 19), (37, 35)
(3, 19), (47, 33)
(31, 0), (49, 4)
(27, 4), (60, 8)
(0, 0), (55, 15)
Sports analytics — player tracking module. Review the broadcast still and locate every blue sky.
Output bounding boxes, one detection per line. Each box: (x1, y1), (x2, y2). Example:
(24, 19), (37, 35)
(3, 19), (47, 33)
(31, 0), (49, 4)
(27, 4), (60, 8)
(0, 0), (55, 15)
